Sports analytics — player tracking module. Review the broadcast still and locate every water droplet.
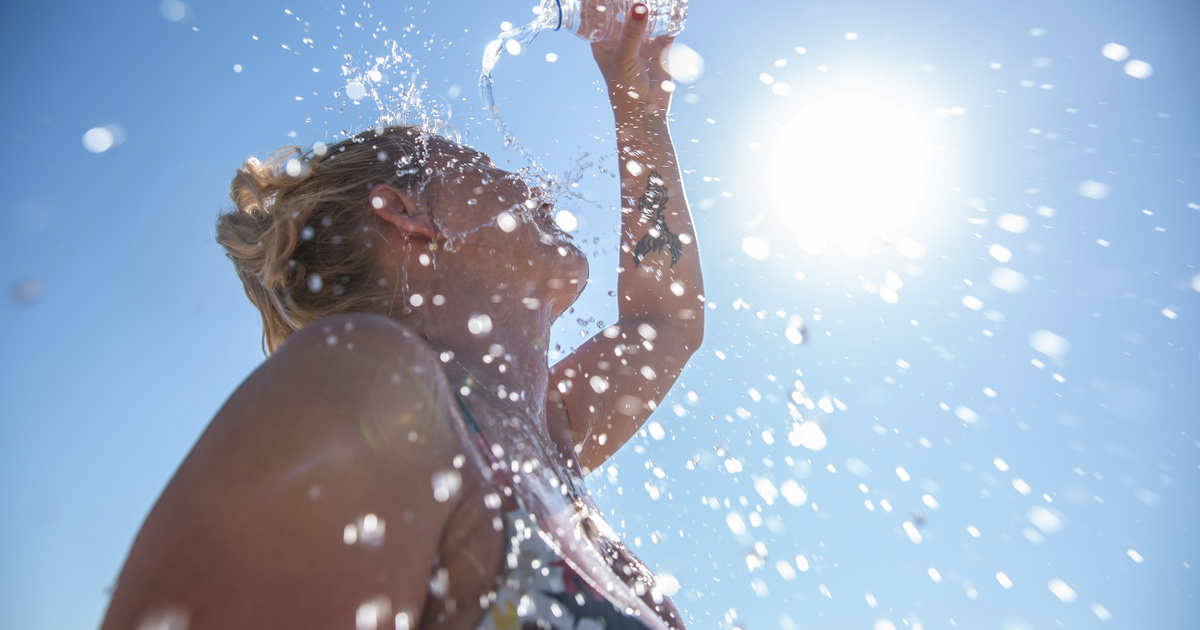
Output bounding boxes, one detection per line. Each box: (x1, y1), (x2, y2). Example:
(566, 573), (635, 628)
(553, 210), (578, 232)
(1027, 505), (1064, 534)
(780, 480), (807, 506)
(1078, 180), (1112, 200)
(989, 267), (1028, 293)
(159, 0), (187, 23)
(988, 244), (1012, 262)
(351, 513), (385, 547)
(725, 513), (747, 535)
(1047, 578), (1077, 603)
(8, 277), (43, 306)
(955, 405), (979, 424)
(82, 126), (117, 153)
(1029, 329), (1070, 359)
(741, 236), (770, 260)
(1102, 42), (1130, 61)
(432, 470), (462, 503)
(355, 596), (391, 630)
(136, 606), (189, 630)
(1124, 59), (1153, 79)
(468, 314), (493, 335)
(996, 213), (1030, 233)
(346, 81), (367, 101)
(789, 421), (827, 450)
(666, 43), (705, 83)
(754, 477), (779, 504)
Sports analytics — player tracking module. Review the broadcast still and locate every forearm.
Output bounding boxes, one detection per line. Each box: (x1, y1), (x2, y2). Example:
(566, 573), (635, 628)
(612, 107), (705, 338)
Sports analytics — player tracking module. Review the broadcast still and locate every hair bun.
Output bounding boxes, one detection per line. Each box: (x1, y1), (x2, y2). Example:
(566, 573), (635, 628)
(215, 126), (428, 354)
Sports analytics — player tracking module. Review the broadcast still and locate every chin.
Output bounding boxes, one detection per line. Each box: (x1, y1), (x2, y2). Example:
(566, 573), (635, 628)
(544, 246), (589, 314)
(564, 242), (589, 294)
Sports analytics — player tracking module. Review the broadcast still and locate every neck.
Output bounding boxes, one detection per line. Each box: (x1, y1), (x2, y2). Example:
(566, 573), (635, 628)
(393, 279), (561, 424)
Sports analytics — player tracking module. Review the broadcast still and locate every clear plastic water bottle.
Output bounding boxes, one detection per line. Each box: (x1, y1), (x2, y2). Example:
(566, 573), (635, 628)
(543, 0), (688, 42)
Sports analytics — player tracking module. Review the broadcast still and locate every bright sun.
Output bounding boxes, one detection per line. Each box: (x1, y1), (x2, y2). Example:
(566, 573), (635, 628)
(765, 90), (935, 256)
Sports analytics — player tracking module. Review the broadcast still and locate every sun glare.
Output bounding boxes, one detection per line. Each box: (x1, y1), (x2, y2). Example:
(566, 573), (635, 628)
(765, 90), (936, 256)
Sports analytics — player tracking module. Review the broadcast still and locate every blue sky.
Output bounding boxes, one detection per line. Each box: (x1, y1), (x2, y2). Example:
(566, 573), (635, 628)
(1, 0), (1197, 628)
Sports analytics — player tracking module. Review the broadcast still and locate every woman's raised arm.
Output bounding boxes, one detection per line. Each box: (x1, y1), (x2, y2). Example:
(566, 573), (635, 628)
(552, 3), (704, 474)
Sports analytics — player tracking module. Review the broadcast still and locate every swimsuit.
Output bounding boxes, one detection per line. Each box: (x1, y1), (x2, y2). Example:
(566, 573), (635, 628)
(447, 393), (681, 630)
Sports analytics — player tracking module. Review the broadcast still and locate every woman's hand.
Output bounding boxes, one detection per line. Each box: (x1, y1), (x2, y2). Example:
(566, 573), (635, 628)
(591, 3), (675, 121)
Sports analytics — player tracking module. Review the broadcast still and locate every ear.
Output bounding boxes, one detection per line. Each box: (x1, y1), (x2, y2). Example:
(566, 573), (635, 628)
(369, 184), (438, 240)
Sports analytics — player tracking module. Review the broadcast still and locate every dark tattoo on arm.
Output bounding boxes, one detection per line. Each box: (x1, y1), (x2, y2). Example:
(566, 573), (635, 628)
(632, 170), (682, 268)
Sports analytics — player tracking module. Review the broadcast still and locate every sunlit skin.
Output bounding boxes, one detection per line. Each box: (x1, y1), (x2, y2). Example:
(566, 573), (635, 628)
(100, 6), (702, 630)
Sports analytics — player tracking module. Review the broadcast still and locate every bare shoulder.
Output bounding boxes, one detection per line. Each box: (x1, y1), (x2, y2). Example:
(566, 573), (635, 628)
(275, 312), (438, 365)
(101, 313), (471, 630)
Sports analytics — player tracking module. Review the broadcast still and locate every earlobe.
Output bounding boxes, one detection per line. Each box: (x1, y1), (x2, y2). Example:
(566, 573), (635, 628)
(369, 184), (438, 240)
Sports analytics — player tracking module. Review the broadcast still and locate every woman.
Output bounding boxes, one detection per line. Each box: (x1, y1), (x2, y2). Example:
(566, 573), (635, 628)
(100, 5), (703, 630)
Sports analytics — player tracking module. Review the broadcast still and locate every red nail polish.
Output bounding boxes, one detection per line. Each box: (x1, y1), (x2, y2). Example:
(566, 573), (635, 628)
(632, 3), (648, 21)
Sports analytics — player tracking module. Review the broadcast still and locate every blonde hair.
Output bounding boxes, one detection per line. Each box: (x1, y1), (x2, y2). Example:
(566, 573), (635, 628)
(216, 125), (428, 355)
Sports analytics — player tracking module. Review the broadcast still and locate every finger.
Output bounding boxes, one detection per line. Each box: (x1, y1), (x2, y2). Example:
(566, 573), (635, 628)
(613, 3), (650, 70)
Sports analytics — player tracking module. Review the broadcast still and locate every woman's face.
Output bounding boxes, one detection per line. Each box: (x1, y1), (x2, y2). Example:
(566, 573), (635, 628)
(419, 137), (589, 306)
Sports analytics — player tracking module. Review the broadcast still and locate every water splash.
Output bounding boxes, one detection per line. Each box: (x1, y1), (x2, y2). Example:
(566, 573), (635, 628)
(479, 2), (687, 185)
(480, 18), (554, 162)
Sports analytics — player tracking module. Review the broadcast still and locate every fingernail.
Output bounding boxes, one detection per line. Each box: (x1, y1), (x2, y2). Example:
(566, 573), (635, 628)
(632, 3), (648, 21)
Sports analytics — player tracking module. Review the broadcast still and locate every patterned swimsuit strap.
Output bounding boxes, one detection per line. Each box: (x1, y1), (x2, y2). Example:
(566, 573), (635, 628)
(452, 391), (520, 503)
